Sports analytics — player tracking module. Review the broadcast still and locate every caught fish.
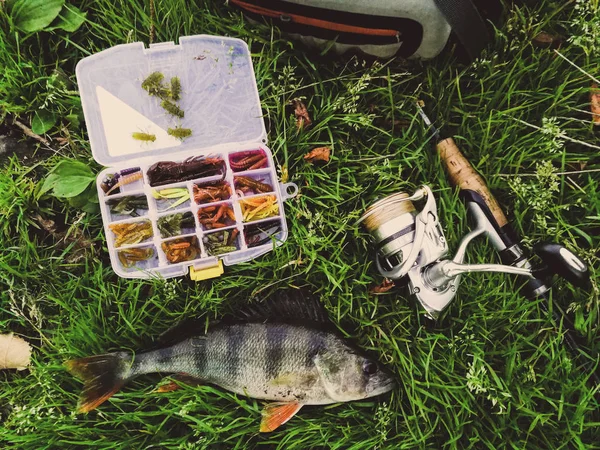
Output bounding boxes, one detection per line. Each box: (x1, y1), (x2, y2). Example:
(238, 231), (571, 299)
(65, 291), (394, 432)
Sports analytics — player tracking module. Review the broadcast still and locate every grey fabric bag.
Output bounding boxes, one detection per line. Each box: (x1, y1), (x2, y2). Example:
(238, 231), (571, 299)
(229, 0), (503, 60)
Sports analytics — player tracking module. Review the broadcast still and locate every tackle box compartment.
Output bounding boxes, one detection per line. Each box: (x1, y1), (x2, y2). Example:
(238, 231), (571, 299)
(77, 35), (297, 279)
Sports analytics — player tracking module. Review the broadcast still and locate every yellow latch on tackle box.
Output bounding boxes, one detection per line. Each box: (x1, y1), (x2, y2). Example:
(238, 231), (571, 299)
(189, 260), (224, 281)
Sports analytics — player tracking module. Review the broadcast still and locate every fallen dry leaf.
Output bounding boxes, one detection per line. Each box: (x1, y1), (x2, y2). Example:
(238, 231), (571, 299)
(566, 161), (587, 172)
(0, 334), (31, 370)
(33, 214), (93, 263)
(369, 278), (395, 294)
(293, 99), (312, 130)
(390, 119), (411, 129)
(591, 83), (600, 126)
(55, 136), (69, 146)
(531, 31), (563, 49)
(33, 214), (57, 234)
(376, 118), (411, 133)
(304, 147), (331, 164)
(63, 228), (94, 264)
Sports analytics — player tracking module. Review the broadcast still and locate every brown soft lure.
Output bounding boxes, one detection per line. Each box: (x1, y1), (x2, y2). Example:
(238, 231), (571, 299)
(147, 156), (225, 186)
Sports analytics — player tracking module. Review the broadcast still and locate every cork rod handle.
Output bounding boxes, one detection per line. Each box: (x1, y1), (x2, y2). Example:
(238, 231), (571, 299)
(437, 137), (508, 228)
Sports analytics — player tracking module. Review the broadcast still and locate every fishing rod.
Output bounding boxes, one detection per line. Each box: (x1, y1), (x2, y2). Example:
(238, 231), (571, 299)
(358, 102), (598, 384)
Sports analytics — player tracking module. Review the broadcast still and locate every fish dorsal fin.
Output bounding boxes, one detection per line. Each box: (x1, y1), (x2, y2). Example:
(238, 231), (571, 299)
(152, 289), (330, 349)
(152, 317), (210, 349)
(231, 289), (331, 325)
(260, 402), (303, 432)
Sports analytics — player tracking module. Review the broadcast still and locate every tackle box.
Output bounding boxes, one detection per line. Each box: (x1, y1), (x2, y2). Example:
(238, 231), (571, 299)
(76, 35), (297, 280)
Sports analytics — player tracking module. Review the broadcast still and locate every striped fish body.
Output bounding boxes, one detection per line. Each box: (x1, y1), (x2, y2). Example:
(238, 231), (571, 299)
(66, 292), (394, 430)
(130, 323), (336, 405)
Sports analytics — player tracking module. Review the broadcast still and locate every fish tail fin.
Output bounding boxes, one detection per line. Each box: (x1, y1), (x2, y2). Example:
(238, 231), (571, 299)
(65, 352), (132, 413)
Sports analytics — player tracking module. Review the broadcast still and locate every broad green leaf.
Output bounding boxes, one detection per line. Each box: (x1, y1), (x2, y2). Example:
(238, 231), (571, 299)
(51, 176), (93, 198)
(40, 172), (62, 195)
(43, 159), (96, 201)
(31, 110), (57, 134)
(78, 195), (100, 213)
(49, 159), (94, 178)
(88, 190), (100, 203)
(80, 201), (100, 214)
(67, 189), (91, 208)
(46, 5), (87, 32)
(11, 0), (65, 33)
(67, 188), (99, 212)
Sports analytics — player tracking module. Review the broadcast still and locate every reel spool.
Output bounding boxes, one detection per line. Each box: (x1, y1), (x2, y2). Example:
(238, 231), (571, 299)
(359, 186), (448, 285)
(360, 192), (417, 272)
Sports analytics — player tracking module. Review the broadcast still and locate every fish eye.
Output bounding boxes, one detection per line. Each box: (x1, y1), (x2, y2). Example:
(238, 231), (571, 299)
(362, 360), (378, 376)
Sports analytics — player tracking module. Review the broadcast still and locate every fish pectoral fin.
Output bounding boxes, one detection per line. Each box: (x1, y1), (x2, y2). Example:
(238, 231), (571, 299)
(155, 373), (203, 393)
(260, 401), (303, 433)
(155, 381), (181, 393)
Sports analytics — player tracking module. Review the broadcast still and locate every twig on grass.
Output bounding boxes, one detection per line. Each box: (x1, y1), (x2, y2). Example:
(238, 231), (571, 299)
(12, 118), (51, 147)
(499, 168), (600, 177)
(510, 117), (600, 151)
(553, 50), (600, 85)
(149, 0), (155, 44)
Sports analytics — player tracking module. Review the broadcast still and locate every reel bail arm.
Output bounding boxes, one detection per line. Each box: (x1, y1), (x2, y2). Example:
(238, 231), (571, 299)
(424, 260), (534, 290)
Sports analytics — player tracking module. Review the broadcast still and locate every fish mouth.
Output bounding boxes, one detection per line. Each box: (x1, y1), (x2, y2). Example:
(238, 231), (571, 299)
(366, 377), (395, 397)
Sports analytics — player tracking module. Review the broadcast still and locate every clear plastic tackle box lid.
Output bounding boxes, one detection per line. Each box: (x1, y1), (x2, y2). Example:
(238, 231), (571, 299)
(76, 35), (267, 167)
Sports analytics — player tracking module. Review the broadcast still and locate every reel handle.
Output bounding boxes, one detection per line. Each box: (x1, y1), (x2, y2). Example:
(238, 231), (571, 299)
(437, 137), (508, 228)
(533, 242), (590, 288)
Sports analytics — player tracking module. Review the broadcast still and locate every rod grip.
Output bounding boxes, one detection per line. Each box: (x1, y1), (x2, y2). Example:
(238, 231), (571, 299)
(437, 137), (508, 228)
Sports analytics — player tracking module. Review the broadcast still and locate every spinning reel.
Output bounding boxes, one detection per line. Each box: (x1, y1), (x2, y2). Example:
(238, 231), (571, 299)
(359, 185), (589, 319)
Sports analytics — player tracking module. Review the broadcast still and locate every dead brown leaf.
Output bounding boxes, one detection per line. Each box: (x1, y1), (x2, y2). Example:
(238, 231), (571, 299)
(33, 214), (57, 234)
(33, 214), (93, 263)
(63, 228), (94, 263)
(566, 161), (588, 172)
(293, 99), (312, 130)
(304, 147), (330, 164)
(0, 334), (31, 370)
(531, 31), (563, 49)
(390, 119), (411, 129)
(591, 83), (600, 126)
(55, 126), (72, 147)
(369, 278), (395, 294)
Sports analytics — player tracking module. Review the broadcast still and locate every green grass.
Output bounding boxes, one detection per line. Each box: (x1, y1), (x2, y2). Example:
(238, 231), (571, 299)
(1, 0), (599, 448)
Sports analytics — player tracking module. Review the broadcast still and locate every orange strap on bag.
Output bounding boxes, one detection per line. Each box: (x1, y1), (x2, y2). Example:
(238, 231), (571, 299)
(230, 0), (400, 38)
(228, 0), (505, 60)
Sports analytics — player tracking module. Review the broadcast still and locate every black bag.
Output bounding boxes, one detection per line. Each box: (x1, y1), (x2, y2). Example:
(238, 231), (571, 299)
(229, 0), (506, 60)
